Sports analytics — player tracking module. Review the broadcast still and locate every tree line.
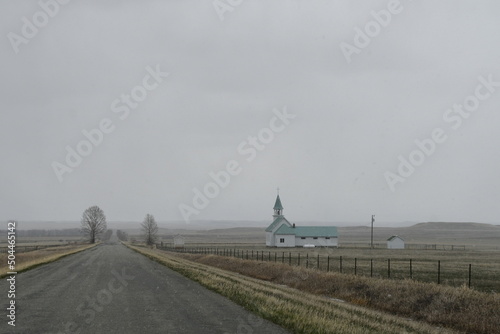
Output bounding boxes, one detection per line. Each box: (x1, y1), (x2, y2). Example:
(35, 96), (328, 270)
(80, 206), (158, 245)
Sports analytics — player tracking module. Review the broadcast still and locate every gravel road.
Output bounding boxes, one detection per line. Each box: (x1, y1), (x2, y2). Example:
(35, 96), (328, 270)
(0, 236), (289, 334)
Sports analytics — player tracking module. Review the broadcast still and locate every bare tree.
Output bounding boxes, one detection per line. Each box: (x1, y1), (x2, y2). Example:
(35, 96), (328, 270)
(141, 214), (158, 245)
(81, 206), (107, 244)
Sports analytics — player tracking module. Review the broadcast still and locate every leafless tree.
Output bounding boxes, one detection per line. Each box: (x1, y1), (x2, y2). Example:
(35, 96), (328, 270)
(141, 214), (158, 245)
(81, 206), (107, 244)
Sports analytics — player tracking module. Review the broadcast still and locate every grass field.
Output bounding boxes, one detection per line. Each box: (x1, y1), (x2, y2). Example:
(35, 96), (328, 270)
(0, 243), (98, 278)
(0, 236), (83, 247)
(158, 244), (500, 293)
(127, 244), (461, 334)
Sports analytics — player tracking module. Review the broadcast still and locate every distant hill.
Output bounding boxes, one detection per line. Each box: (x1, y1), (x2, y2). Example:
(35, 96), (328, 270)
(339, 222), (500, 246)
(3, 221), (499, 247)
(408, 222), (499, 231)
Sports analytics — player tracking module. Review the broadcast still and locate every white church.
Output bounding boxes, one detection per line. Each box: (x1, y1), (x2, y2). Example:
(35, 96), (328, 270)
(265, 194), (338, 247)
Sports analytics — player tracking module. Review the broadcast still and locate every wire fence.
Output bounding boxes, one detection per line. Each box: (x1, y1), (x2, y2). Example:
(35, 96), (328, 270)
(155, 245), (499, 293)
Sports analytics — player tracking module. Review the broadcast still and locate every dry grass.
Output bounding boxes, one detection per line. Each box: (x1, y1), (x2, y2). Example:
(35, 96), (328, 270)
(169, 252), (500, 334)
(180, 246), (500, 292)
(0, 243), (98, 278)
(127, 244), (458, 334)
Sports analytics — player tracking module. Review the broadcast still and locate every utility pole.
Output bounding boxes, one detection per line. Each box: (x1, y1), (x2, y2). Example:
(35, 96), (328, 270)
(371, 215), (375, 249)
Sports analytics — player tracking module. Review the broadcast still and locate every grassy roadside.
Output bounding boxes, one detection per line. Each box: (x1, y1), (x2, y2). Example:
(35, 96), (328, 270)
(126, 244), (456, 334)
(0, 243), (99, 278)
(177, 252), (499, 334)
(174, 252), (500, 334)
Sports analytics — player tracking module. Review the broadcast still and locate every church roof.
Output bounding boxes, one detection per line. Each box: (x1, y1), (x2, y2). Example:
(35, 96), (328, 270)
(273, 195), (283, 210)
(275, 225), (338, 237)
(265, 216), (291, 232)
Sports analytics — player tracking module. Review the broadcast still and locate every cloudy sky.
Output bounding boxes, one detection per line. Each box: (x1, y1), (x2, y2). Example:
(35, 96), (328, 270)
(1, 0), (500, 226)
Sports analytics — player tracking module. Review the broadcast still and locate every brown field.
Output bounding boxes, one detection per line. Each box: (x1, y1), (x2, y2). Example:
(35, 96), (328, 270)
(162, 246), (500, 293)
(128, 244), (500, 334)
(0, 236), (83, 247)
(0, 243), (98, 278)
(153, 222), (500, 249)
(131, 222), (500, 293)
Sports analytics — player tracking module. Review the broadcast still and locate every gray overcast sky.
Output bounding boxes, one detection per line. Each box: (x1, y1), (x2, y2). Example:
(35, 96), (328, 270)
(1, 0), (500, 225)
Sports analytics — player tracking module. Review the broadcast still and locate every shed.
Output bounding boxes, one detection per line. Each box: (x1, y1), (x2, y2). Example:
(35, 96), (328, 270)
(387, 235), (405, 249)
(173, 235), (185, 249)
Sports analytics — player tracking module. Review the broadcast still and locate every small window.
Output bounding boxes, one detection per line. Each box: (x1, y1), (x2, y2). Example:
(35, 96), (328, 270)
(313, 237), (318, 240)
(301, 237), (306, 240)
(280, 238), (285, 243)
(325, 237), (330, 240)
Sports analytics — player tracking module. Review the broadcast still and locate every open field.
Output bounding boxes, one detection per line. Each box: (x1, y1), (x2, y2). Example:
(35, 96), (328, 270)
(0, 243), (98, 278)
(148, 222), (500, 249)
(0, 236), (84, 247)
(127, 244), (459, 334)
(128, 222), (500, 293)
(159, 246), (500, 293)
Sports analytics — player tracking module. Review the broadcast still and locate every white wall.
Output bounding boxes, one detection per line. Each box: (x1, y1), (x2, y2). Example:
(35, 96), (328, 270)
(387, 238), (405, 249)
(295, 237), (338, 247)
(275, 235), (295, 247)
(266, 231), (275, 247)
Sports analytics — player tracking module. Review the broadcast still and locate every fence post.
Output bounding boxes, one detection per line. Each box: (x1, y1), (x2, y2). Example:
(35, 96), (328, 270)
(327, 256), (330, 272)
(306, 253), (308, 269)
(282, 252), (284, 263)
(388, 259), (391, 278)
(268, 251), (271, 261)
(370, 259), (373, 277)
(468, 264), (472, 288)
(437, 260), (441, 284)
(298, 253), (301, 266)
(340, 256), (343, 273)
(354, 258), (357, 276)
(410, 259), (413, 279)
(289, 252), (291, 266)
(317, 254), (320, 270)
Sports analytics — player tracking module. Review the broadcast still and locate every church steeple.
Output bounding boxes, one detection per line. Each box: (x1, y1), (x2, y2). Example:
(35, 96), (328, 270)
(273, 194), (284, 218)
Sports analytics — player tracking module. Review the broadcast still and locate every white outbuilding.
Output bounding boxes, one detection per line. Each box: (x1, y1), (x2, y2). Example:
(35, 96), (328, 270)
(173, 235), (185, 248)
(387, 235), (405, 249)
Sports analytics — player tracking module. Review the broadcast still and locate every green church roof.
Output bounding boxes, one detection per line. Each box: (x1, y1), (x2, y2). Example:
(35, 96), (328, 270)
(275, 225), (338, 237)
(265, 216), (291, 232)
(273, 195), (284, 210)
